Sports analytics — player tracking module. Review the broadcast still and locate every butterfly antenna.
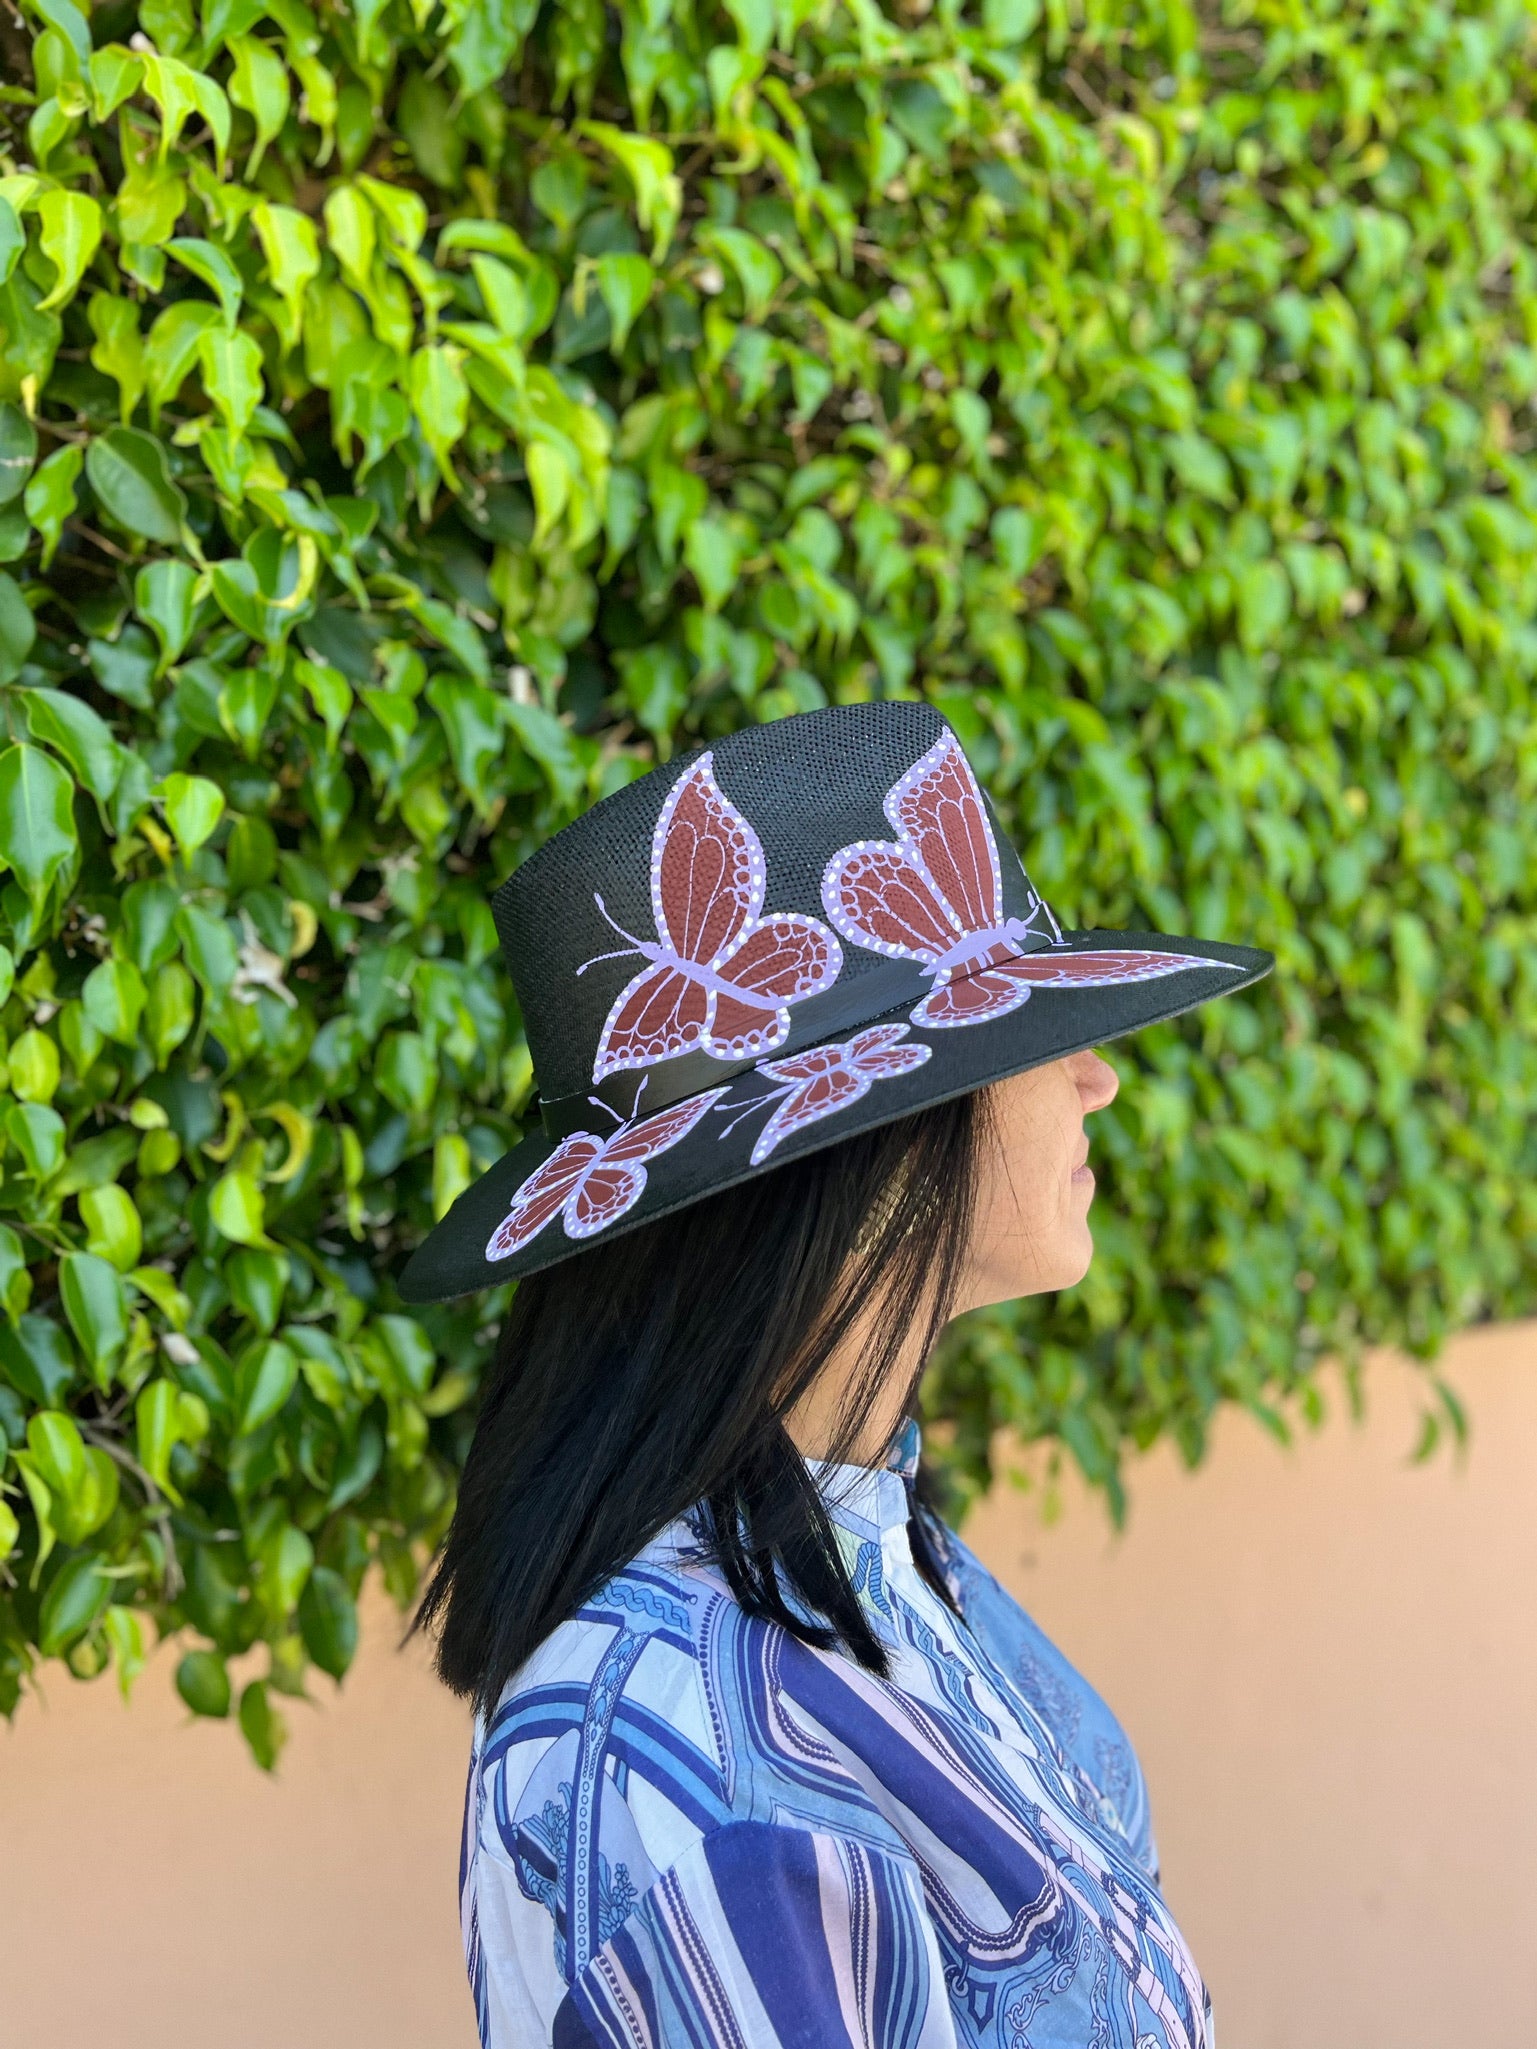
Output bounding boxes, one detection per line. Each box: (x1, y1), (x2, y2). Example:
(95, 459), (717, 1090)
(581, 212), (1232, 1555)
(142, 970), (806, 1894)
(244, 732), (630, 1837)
(575, 892), (648, 976)
(715, 1083), (781, 1140)
(586, 1094), (626, 1129)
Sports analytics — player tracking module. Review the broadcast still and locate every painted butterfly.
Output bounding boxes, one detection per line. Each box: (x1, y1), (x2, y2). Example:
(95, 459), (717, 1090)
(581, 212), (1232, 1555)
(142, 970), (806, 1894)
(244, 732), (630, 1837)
(820, 731), (1231, 1028)
(580, 752), (843, 1082)
(484, 1090), (727, 1261)
(726, 1024), (933, 1166)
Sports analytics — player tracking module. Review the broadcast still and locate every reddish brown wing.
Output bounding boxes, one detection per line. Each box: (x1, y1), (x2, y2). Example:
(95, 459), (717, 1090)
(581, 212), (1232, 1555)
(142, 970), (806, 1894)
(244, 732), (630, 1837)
(847, 1024), (933, 1078)
(485, 1135), (605, 1260)
(602, 1088), (729, 1165)
(566, 1089), (726, 1238)
(593, 961), (712, 1081)
(652, 754), (764, 967)
(912, 970), (1033, 1029)
(565, 1158), (649, 1239)
(709, 914), (843, 1057)
(820, 842), (960, 963)
(749, 1059), (868, 1165)
(1000, 949), (1217, 987)
(887, 731), (1002, 935)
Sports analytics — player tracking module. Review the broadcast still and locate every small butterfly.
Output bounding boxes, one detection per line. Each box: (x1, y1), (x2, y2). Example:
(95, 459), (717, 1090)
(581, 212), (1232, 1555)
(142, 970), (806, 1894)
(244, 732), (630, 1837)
(484, 1090), (727, 1261)
(580, 752), (843, 1082)
(821, 731), (1230, 1028)
(723, 1024), (933, 1166)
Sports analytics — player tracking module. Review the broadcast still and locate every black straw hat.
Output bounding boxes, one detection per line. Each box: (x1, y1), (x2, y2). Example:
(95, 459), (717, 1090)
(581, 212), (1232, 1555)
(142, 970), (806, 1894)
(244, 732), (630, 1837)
(400, 702), (1272, 1302)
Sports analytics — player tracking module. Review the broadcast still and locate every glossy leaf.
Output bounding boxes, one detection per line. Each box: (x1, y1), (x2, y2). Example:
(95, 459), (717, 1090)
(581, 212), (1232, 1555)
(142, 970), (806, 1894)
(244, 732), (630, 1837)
(84, 427), (186, 545)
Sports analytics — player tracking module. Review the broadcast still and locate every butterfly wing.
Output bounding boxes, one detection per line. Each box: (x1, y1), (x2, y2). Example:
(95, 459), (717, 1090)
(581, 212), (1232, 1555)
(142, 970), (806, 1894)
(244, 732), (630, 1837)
(565, 1157), (648, 1239)
(593, 960), (713, 1081)
(913, 946), (1229, 1029)
(707, 912), (844, 1060)
(652, 752), (766, 966)
(887, 730), (1003, 935)
(912, 971), (1036, 1029)
(567, 1089), (728, 1237)
(820, 841), (960, 962)
(749, 1056), (869, 1165)
(847, 1023), (933, 1079)
(999, 948), (1225, 988)
(602, 1088), (730, 1165)
(485, 1135), (605, 1260)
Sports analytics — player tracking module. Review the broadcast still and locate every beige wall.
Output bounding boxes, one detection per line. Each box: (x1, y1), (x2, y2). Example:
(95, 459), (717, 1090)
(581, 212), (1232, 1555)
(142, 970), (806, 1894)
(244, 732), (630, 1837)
(3, 1320), (1534, 2049)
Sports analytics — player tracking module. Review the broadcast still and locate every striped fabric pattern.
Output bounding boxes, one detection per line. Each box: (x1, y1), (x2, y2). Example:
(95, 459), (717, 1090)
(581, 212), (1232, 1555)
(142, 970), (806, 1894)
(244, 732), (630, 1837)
(460, 1427), (1211, 2049)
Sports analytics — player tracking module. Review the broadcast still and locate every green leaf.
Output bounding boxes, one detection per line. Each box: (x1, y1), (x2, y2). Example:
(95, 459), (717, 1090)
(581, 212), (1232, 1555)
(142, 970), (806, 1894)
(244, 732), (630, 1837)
(197, 324), (264, 432)
(8, 1028), (58, 1103)
(0, 1309), (75, 1402)
(145, 301), (220, 418)
(28, 0), (92, 71)
(5, 1104), (66, 1184)
(595, 252), (653, 351)
(85, 427), (187, 545)
(505, 698), (583, 807)
(81, 956), (147, 1043)
(159, 770), (225, 858)
(227, 33), (290, 176)
(251, 200), (318, 347)
(0, 404), (36, 506)
(145, 958), (196, 1065)
(0, 201), (22, 292)
(210, 1170), (271, 1248)
(59, 1251), (129, 1384)
(408, 343), (469, 486)
(0, 571), (36, 684)
(581, 122), (682, 258)
(298, 1564), (359, 1678)
(134, 557), (199, 674)
(0, 740), (76, 897)
(238, 1677), (287, 1769)
(36, 189), (103, 313)
(236, 1337), (297, 1432)
(700, 226), (782, 322)
(40, 1551), (112, 1657)
(177, 1647), (231, 1717)
(89, 44), (145, 123)
(22, 442), (81, 569)
(79, 1183), (143, 1271)
(22, 686), (124, 802)
(165, 236), (244, 328)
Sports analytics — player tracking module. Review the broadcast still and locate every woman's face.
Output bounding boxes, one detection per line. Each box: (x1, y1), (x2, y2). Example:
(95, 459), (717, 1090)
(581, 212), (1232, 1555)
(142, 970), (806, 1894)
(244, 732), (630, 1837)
(956, 1049), (1120, 1313)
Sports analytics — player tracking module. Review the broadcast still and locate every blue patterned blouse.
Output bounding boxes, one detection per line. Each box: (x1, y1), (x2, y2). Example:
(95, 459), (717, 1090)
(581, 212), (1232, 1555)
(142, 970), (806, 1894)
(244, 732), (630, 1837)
(459, 1425), (1211, 2049)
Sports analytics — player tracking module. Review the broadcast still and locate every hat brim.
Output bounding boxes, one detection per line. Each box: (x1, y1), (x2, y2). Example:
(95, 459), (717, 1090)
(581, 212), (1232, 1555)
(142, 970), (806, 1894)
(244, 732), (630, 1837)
(397, 931), (1273, 1303)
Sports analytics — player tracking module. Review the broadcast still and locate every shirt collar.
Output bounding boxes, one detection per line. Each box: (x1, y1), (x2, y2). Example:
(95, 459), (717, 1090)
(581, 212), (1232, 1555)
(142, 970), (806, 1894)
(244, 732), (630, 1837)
(807, 1419), (921, 1543)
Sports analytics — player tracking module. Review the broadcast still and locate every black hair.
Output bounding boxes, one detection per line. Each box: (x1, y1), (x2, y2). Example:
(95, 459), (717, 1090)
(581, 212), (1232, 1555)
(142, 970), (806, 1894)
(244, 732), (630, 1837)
(417, 1090), (990, 1721)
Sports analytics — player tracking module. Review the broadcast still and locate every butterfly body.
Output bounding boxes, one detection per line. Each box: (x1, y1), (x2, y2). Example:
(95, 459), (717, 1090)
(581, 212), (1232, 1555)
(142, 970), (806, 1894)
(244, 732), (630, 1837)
(584, 753), (842, 1081)
(822, 732), (1230, 1029)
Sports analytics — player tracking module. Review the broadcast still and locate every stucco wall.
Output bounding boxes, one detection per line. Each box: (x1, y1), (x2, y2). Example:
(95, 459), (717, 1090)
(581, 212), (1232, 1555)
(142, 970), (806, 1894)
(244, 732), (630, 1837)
(3, 1320), (1534, 2049)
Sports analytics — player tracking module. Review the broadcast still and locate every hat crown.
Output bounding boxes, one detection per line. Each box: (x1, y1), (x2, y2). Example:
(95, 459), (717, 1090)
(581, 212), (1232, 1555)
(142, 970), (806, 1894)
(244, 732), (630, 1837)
(492, 702), (1038, 1104)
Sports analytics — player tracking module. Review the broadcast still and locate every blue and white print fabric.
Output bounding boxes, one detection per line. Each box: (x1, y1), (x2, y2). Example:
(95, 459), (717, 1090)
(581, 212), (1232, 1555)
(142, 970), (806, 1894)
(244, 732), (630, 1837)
(459, 1425), (1211, 2049)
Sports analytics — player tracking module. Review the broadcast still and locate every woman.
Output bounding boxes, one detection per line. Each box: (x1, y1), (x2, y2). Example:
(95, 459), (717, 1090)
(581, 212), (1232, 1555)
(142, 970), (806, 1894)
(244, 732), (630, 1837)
(403, 702), (1272, 2049)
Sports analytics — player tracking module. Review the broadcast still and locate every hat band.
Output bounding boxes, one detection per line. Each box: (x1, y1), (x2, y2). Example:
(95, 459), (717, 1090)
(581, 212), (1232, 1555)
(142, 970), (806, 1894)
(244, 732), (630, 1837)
(537, 932), (1057, 1141)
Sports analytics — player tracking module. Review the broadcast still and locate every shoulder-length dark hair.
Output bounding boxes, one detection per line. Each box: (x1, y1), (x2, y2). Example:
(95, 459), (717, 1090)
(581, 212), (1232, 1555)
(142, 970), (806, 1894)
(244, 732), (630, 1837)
(417, 1090), (990, 1721)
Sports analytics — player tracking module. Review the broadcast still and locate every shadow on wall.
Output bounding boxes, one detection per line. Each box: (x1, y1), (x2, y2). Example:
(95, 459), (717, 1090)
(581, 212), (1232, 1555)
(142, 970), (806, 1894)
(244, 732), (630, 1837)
(2, 1321), (1535, 2049)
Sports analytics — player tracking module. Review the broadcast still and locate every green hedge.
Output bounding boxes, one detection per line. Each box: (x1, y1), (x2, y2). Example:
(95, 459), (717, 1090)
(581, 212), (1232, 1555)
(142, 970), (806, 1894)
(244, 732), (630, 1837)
(0, 0), (1533, 1753)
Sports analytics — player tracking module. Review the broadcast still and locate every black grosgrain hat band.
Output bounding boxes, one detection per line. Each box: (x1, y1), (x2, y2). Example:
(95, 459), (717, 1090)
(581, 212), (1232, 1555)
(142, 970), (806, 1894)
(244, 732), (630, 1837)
(397, 701), (1273, 1303)
(534, 935), (1060, 1139)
